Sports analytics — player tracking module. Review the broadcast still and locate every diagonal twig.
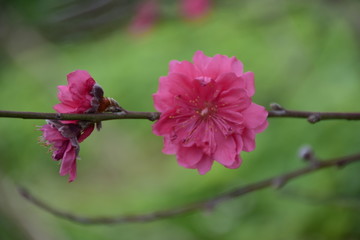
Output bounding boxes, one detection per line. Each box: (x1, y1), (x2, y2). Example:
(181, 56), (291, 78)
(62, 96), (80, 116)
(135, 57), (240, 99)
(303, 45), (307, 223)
(18, 151), (360, 225)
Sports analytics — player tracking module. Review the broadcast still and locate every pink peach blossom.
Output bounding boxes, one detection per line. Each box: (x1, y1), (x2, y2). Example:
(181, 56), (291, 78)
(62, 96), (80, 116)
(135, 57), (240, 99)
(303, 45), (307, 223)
(54, 70), (122, 117)
(40, 120), (94, 182)
(128, 0), (159, 34)
(181, 0), (210, 19)
(54, 70), (96, 114)
(40, 70), (123, 181)
(153, 51), (268, 174)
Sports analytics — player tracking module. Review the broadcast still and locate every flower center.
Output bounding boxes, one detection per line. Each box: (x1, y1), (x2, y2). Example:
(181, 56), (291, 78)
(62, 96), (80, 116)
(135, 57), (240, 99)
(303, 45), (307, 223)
(200, 107), (209, 116)
(197, 103), (217, 118)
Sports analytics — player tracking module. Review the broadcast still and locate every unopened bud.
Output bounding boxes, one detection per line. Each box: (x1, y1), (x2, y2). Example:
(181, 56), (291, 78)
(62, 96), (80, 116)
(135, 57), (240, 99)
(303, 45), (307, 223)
(298, 145), (314, 161)
(270, 103), (284, 111)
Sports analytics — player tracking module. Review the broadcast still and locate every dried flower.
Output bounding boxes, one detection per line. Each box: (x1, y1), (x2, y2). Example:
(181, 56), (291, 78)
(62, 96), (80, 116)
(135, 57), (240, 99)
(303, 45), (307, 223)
(40, 120), (94, 182)
(41, 70), (122, 181)
(153, 51), (268, 174)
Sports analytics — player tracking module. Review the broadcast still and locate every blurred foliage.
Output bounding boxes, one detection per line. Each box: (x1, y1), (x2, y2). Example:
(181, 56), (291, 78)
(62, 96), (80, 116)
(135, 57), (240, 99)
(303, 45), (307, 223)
(1, 0), (360, 239)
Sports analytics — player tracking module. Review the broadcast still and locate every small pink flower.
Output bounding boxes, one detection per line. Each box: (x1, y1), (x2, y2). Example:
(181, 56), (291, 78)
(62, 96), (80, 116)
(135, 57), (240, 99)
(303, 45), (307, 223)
(180, 0), (210, 19)
(128, 0), (159, 35)
(40, 120), (94, 182)
(41, 70), (123, 181)
(53, 70), (122, 124)
(54, 70), (97, 115)
(153, 51), (268, 174)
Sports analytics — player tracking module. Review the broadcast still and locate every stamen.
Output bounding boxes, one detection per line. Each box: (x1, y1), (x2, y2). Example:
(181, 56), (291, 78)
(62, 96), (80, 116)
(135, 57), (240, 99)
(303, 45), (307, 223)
(200, 107), (209, 116)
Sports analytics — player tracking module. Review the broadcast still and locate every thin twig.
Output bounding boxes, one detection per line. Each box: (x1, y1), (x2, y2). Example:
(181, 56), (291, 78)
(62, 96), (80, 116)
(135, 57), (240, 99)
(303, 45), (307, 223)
(18, 152), (360, 225)
(268, 103), (360, 123)
(2, 103), (360, 123)
(280, 189), (360, 210)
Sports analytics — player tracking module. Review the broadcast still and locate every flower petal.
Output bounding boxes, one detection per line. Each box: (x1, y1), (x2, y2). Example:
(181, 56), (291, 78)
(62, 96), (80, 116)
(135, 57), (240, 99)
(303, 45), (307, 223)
(196, 155), (214, 174)
(78, 124), (95, 143)
(218, 88), (251, 111)
(59, 142), (77, 179)
(193, 50), (212, 70)
(177, 146), (203, 168)
(241, 128), (262, 152)
(205, 54), (243, 80)
(163, 136), (178, 154)
(215, 72), (246, 93)
(225, 155), (242, 169)
(68, 157), (77, 182)
(177, 146), (204, 168)
(152, 111), (177, 136)
(242, 103), (268, 129)
(153, 73), (194, 112)
(169, 60), (198, 78)
(213, 136), (237, 166)
(243, 72), (255, 97)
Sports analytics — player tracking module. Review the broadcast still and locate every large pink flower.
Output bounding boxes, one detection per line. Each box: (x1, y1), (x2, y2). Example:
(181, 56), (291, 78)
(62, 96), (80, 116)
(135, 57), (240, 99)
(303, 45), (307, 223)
(153, 51), (268, 174)
(40, 120), (94, 182)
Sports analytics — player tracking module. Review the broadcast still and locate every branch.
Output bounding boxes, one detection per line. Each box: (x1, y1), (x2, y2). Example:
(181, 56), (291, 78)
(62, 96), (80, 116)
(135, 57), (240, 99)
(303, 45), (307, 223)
(2, 103), (360, 123)
(268, 103), (360, 123)
(18, 151), (360, 225)
(0, 110), (160, 122)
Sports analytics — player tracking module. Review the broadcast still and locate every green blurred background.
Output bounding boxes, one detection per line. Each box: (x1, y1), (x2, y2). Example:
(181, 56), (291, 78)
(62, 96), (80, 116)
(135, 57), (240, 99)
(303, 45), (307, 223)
(1, 0), (360, 239)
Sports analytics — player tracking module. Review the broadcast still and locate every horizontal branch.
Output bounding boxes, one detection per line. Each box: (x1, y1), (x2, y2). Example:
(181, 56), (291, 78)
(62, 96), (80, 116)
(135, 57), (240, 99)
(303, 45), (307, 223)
(268, 103), (360, 123)
(18, 151), (360, 225)
(0, 110), (160, 122)
(2, 103), (360, 123)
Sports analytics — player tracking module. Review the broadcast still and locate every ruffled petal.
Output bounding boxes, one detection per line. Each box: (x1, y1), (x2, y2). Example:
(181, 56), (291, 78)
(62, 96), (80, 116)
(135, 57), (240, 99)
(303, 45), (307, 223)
(205, 54), (243, 80)
(177, 146), (203, 168)
(215, 72), (246, 93)
(153, 73), (194, 112)
(53, 103), (77, 113)
(193, 50), (212, 70)
(57, 85), (73, 105)
(59, 142), (77, 179)
(241, 129), (256, 152)
(254, 119), (269, 133)
(231, 57), (244, 76)
(67, 70), (95, 89)
(162, 136), (178, 154)
(52, 141), (68, 160)
(41, 124), (66, 142)
(169, 60), (198, 78)
(213, 136), (237, 166)
(152, 111), (177, 136)
(225, 155), (242, 169)
(218, 88), (251, 111)
(242, 103), (268, 129)
(68, 157), (77, 182)
(196, 155), (214, 174)
(243, 72), (255, 97)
